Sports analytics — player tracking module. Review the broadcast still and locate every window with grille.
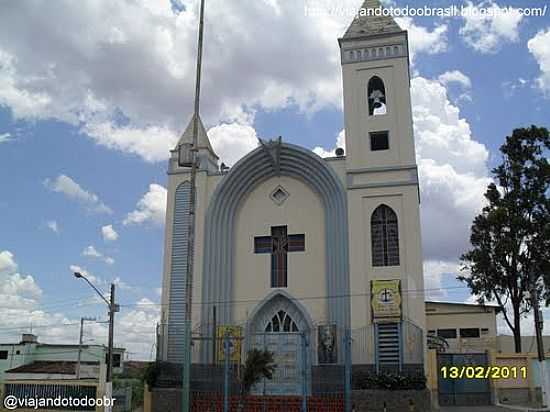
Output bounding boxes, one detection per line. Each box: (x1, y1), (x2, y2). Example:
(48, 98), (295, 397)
(376, 322), (401, 371)
(265, 310), (299, 332)
(371, 205), (400, 266)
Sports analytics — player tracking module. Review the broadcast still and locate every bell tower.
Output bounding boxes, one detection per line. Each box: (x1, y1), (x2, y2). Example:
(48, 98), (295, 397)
(340, 0), (426, 373)
(340, 0), (416, 170)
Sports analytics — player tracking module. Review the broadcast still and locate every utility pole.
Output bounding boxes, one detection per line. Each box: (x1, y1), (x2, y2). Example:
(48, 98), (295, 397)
(530, 269), (548, 407)
(107, 283), (116, 383)
(72, 272), (118, 412)
(179, 0), (206, 411)
(76, 317), (96, 380)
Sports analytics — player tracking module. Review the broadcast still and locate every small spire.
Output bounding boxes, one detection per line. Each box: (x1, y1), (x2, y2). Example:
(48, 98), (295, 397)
(343, 0), (402, 39)
(177, 113), (218, 160)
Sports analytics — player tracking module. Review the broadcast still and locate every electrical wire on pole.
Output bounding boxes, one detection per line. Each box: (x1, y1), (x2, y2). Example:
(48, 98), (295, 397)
(179, 0), (206, 410)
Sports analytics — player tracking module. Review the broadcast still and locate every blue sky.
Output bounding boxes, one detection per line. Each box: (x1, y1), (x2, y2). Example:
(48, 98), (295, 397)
(0, 0), (549, 359)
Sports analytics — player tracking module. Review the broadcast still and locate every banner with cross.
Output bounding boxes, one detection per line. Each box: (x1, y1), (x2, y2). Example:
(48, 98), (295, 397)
(371, 279), (401, 322)
(217, 325), (242, 363)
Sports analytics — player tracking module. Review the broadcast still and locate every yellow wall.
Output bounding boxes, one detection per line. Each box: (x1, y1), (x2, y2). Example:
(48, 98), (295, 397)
(233, 176), (326, 325)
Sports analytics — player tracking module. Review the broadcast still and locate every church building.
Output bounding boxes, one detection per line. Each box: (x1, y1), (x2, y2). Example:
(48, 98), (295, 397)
(159, 0), (426, 394)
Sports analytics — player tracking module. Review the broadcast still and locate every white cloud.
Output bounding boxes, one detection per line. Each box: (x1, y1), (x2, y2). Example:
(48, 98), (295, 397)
(0, 132), (12, 143)
(423, 260), (461, 300)
(114, 299), (160, 359)
(0, 1), (450, 164)
(313, 129), (346, 158)
(1, 272), (42, 299)
(82, 245), (101, 258)
(0, 252), (157, 360)
(412, 76), (490, 261)
(0, 49), (53, 119)
(46, 220), (59, 233)
(0, 250), (18, 274)
(101, 225), (119, 242)
(438, 71), (472, 102)
(82, 245), (115, 265)
(124, 184), (167, 226)
(44, 174), (112, 214)
(438, 70), (472, 89)
(0, 250), (42, 310)
(501, 77), (530, 99)
(459, 1), (523, 54)
(396, 17), (448, 63)
(69, 264), (103, 286)
(528, 29), (550, 96)
(208, 122), (259, 167)
(82, 122), (179, 163)
(113, 276), (132, 290)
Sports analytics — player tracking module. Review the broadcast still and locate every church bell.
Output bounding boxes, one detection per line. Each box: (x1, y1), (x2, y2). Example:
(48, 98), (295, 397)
(370, 89), (385, 109)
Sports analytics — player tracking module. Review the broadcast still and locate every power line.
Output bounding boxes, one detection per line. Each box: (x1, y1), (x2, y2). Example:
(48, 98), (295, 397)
(0, 285), (470, 332)
(119, 285), (470, 307)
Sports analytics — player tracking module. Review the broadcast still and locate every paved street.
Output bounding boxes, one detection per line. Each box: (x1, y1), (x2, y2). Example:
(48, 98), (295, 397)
(441, 407), (519, 412)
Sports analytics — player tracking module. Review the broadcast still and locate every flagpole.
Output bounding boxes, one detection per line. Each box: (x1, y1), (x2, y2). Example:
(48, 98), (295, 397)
(183, 0), (205, 410)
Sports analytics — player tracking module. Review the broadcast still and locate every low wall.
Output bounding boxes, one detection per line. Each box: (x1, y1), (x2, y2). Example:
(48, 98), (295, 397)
(352, 389), (431, 412)
(146, 388), (430, 412)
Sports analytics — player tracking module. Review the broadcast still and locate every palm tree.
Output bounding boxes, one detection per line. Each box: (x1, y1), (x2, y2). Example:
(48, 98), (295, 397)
(237, 349), (276, 410)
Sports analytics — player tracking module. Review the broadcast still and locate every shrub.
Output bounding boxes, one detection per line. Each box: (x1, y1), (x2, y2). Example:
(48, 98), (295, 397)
(352, 371), (426, 390)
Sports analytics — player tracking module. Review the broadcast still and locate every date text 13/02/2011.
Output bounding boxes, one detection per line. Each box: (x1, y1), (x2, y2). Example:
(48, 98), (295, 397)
(440, 366), (527, 380)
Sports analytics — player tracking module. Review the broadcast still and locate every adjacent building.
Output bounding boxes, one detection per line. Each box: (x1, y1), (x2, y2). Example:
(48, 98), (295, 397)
(426, 301), (500, 353)
(0, 333), (125, 382)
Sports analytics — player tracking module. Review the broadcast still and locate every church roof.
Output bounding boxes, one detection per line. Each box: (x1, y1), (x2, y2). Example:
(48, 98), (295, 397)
(177, 113), (218, 159)
(343, 0), (402, 39)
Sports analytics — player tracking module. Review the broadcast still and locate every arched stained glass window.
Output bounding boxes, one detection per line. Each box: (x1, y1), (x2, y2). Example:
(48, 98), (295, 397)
(265, 310), (299, 332)
(371, 205), (400, 266)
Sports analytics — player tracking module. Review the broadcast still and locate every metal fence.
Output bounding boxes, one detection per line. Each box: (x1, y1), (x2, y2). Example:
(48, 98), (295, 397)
(158, 320), (424, 411)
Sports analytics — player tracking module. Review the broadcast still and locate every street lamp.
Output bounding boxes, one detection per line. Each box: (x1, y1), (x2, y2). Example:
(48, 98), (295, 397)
(73, 271), (119, 406)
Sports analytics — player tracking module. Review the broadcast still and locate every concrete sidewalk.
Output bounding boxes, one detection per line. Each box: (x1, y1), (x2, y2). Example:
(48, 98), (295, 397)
(494, 403), (550, 412)
(441, 406), (522, 412)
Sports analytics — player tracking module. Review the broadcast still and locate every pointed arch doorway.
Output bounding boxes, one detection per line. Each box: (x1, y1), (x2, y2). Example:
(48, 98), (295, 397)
(248, 292), (311, 395)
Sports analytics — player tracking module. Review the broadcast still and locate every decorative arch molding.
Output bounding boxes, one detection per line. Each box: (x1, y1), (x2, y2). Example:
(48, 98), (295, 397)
(248, 290), (315, 334)
(201, 142), (350, 333)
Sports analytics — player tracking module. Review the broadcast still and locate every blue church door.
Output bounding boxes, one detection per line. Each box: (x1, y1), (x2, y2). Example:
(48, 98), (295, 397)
(250, 310), (304, 395)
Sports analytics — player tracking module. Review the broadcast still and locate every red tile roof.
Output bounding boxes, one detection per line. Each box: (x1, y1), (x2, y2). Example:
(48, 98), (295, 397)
(6, 361), (98, 375)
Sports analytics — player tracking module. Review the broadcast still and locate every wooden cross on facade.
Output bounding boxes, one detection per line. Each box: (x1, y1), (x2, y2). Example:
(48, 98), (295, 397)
(254, 226), (305, 288)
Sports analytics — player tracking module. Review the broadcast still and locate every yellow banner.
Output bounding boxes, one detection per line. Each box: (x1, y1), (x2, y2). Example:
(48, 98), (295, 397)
(371, 279), (401, 321)
(217, 325), (242, 363)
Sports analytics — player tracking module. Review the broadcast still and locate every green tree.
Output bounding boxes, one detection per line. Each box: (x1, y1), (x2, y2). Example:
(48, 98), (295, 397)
(240, 348), (276, 396)
(459, 126), (550, 353)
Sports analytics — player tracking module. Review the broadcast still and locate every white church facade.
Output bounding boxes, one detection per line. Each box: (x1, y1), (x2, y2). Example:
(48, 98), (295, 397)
(158, 0), (426, 393)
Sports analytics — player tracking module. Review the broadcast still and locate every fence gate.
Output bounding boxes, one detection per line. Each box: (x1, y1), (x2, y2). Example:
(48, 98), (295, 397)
(437, 353), (491, 406)
(250, 331), (305, 396)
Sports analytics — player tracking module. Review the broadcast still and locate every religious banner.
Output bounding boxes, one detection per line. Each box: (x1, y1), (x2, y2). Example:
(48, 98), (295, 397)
(371, 279), (401, 322)
(318, 324), (337, 364)
(217, 325), (242, 363)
